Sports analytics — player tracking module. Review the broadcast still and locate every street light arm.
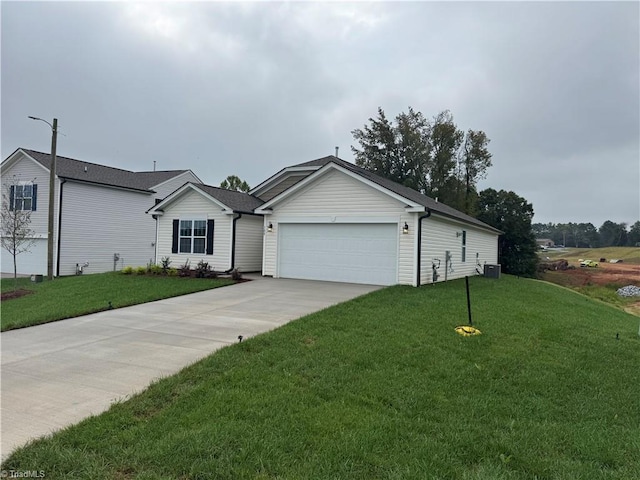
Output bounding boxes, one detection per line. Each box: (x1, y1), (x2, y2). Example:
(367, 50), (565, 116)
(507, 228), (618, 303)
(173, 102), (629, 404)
(28, 116), (55, 130)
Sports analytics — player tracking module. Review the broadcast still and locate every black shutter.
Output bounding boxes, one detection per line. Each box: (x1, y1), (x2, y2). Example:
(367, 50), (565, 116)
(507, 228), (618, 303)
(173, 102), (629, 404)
(206, 219), (214, 255)
(172, 219), (179, 253)
(9, 185), (14, 211)
(32, 184), (38, 211)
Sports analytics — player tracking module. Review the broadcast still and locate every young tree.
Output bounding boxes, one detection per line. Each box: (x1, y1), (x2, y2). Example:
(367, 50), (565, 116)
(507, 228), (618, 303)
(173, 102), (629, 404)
(1, 177), (37, 289)
(477, 188), (538, 277)
(220, 175), (250, 192)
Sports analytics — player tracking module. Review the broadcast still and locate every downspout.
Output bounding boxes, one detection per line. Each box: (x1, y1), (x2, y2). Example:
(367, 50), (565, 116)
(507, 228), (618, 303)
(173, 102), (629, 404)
(55, 178), (66, 277)
(416, 208), (432, 287)
(226, 213), (242, 273)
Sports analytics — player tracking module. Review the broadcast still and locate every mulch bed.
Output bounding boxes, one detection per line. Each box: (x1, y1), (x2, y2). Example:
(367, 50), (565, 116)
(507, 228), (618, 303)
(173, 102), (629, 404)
(1, 289), (35, 301)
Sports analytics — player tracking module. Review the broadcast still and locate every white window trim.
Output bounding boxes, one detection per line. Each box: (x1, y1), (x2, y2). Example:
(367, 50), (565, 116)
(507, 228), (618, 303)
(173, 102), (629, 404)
(178, 219), (207, 254)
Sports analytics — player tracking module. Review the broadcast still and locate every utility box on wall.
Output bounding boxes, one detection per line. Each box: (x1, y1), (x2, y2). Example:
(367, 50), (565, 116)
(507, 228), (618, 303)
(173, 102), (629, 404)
(483, 264), (501, 279)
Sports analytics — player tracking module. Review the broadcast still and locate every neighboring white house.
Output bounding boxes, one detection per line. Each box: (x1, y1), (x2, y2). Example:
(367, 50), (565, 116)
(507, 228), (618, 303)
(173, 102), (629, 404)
(147, 183), (264, 272)
(253, 156), (501, 286)
(0, 148), (201, 276)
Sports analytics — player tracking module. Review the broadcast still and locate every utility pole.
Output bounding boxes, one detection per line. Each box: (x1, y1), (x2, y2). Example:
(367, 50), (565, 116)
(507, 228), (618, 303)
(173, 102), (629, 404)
(28, 116), (58, 280)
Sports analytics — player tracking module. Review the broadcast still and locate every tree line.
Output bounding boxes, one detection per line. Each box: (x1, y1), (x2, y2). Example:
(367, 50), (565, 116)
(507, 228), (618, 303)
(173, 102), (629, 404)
(533, 221), (640, 248)
(352, 107), (538, 277)
(352, 107), (492, 216)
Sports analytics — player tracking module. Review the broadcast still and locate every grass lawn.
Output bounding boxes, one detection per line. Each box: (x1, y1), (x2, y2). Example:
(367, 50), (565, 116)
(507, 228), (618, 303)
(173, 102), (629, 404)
(3, 275), (639, 479)
(0, 272), (233, 331)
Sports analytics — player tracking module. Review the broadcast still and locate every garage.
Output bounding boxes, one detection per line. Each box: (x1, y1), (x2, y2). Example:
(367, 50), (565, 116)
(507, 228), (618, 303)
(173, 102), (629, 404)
(277, 223), (398, 285)
(1, 238), (47, 275)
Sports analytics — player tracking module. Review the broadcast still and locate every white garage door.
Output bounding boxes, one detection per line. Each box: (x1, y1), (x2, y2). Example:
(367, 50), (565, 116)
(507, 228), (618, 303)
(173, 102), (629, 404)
(278, 223), (398, 285)
(1, 238), (47, 275)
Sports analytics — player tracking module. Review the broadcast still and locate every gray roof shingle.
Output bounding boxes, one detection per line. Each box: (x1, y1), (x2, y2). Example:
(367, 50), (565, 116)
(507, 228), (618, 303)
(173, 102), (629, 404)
(193, 183), (265, 213)
(23, 149), (189, 192)
(292, 155), (501, 233)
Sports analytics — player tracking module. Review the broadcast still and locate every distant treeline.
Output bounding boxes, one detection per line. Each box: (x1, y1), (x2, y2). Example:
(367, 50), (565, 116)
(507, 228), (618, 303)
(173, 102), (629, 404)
(533, 221), (640, 248)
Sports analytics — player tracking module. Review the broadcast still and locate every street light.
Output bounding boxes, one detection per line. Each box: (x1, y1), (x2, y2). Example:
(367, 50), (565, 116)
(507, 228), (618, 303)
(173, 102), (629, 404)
(28, 116), (58, 280)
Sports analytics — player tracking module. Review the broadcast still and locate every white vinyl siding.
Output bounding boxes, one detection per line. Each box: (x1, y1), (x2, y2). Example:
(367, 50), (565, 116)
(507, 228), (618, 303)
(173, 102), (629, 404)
(420, 215), (498, 284)
(0, 153), (54, 274)
(234, 215), (263, 272)
(0, 238), (47, 275)
(151, 171), (201, 201)
(58, 182), (155, 275)
(0, 154), (52, 237)
(263, 169), (415, 285)
(156, 189), (232, 271)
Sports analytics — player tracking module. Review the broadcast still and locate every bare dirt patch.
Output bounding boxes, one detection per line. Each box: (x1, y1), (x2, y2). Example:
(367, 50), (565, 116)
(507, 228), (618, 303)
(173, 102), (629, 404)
(553, 262), (640, 287)
(1, 289), (35, 301)
(545, 263), (640, 287)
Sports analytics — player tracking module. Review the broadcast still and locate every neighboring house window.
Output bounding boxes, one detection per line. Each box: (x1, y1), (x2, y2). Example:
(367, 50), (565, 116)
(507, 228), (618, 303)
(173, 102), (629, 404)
(461, 230), (467, 262)
(10, 184), (38, 211)
(172, 219), (214, 255)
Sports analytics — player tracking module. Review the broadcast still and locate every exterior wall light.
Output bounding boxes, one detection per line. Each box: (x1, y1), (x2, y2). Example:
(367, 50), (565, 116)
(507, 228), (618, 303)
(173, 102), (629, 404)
(402, 222), (409, 234)
(267, 222), (273, 233)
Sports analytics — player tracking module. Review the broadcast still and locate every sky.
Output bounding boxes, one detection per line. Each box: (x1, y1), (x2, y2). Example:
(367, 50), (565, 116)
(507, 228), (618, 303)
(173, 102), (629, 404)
(1, 1), (638, 227)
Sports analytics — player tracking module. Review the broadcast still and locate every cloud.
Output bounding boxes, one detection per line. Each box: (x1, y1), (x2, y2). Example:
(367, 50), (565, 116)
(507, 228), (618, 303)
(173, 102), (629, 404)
(1, 1), (638, 225)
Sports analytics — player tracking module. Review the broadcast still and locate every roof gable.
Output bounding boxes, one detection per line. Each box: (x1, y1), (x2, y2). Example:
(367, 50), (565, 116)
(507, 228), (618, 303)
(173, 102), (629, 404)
(259, 155), (500, 233)
(149, 183), (264, 215)
(249, 165), (321, 200)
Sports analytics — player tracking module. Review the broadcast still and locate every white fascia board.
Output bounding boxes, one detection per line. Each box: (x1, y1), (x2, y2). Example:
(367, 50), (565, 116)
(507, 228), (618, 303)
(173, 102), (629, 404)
(259, 162), (423, 211)
(147, 183), (233, 215)
(1, 149), (51, 176)
(249, 166), (321, 196)
(405, 205), (427, 213)
(255, 208), (273, 215)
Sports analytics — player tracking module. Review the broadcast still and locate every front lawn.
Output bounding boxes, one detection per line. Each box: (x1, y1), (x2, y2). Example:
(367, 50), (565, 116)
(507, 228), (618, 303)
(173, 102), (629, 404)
(3, 275), (639, 479)
(0, 272), (233, 331)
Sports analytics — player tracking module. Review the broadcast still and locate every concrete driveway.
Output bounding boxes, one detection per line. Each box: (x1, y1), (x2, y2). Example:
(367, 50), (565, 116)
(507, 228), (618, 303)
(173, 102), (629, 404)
(1, 276), (380, 459)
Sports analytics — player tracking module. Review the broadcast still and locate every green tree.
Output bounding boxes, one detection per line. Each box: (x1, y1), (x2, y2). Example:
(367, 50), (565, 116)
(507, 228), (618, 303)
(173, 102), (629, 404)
(352, 107), (429, 191)
(428, 110), (463, 199)
(477, 188), (538, 277)
(352, 107), (490, 210)
(598, 221), (628, 247)
(220, 175), (250, 192)
(627, 221), (640, 246)
(459, 129), (492, 215)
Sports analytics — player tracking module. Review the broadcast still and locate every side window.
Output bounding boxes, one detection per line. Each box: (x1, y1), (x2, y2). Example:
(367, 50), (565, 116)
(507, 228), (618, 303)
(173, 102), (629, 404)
(175, 219), (210, 254)
(11, 183), (37, 211)
(461, 230), (467, 262)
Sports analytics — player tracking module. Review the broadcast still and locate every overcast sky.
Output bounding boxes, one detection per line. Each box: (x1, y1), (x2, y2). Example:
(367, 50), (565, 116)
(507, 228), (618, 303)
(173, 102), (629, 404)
(2, 1), (638, 227)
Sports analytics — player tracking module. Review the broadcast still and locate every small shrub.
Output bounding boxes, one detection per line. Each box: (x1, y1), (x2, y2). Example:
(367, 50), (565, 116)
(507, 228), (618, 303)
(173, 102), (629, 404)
(148, 264), (163, 275)
(135, 266), (147, 275)
(122, 266), (134, 275)
(160, 256), (172, 275)
(179, 260), (191, 277)
(231, 268), (242, 281)
(167, 268), (178, 277)
(195, 260), (212, 279)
